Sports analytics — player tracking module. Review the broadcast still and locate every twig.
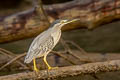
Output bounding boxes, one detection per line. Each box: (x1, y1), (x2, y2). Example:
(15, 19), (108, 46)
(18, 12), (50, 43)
(0, 53), (26, 70)
(0, 49), (28, 69)
(51, 51), (76, 65)
(34, 0), (50, 25)
(39, 0), (50, 25)
(0, 48), (25, 62)
(60, 38), (85, 61)
(65, 40), (88, 54)
(0, 48), (16, 56)
(65, 40), (91, 62)
(1, 51), (120, 66)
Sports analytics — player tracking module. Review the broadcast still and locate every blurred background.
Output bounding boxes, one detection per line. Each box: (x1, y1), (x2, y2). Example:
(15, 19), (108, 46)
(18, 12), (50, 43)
(0, 0), (120, 53)
(0, 0), (120, 80)
(1, 21), (120, 53)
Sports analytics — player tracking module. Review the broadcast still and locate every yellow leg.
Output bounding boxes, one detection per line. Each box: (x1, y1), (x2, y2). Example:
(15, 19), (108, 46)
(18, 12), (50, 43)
(33, 58), (39, 72)
(43, 55), (52, 70)
(43, 55), (58, 70)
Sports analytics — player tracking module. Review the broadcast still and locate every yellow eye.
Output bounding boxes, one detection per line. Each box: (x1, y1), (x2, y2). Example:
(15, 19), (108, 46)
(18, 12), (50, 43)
(60, 20), (68, 23)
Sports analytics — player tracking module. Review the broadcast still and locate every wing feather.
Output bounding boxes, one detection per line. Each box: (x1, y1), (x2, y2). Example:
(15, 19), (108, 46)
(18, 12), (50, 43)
(24, 29), (54, 63)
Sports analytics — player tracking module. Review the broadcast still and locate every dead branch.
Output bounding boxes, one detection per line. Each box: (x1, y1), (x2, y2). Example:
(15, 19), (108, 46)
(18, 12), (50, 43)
(0, 0), (120, 43)
(0, 49), (28, 69)
(0, 60), (120, 80)
(51, 51), (76, 65)
(0, 53), (26, 70)
(0, 51), (120, 67)
(65, 40), (88, 54)
(34, 0), (50, 25)
(60, 38), (84, 61)
(0, 50), (77, 70)
(65, 40), (91, 62)
(0, 48), (16, 56)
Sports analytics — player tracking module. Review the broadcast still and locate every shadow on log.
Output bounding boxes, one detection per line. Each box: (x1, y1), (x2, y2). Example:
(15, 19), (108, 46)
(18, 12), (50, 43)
(0, 0), (120, 43)
(0, 60), (120, 80)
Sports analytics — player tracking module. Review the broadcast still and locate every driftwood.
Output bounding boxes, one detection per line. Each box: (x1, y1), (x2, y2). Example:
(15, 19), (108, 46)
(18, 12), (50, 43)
(0, 0), (120, 43)
(0, 48), (120, 79)
(1, 51), (120, 65)
(0, 51), (77, 70)
(0, 48), (28, 69)
(0, 53), (26, 70)
(0, 60), (120, 80)
(1, 51), (120, 69)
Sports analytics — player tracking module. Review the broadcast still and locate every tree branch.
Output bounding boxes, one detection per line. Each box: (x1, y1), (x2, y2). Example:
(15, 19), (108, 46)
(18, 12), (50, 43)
(0, 49), (27, 69)
(0, 0), (120, 43)
(0, 53), (26, 70)
(0, 60), (120, 80)
(0, 51), (120, 67)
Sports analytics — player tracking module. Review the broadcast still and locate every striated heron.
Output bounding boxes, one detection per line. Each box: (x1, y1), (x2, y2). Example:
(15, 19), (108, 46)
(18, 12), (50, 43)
(24, 19), (78, 72)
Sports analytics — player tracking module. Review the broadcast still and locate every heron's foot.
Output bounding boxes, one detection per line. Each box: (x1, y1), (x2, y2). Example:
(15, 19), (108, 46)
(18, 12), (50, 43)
(48, 66), (58, 70)
(34, 68), (40, 76)
(34, 68), (39, 72)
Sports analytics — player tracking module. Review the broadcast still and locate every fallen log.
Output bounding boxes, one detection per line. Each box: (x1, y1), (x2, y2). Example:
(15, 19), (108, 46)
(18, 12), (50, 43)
(0, 0), (120, 43)
(0, 60), (120, 80)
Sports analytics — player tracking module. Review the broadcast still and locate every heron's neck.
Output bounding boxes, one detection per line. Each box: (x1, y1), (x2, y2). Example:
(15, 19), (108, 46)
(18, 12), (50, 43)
(52, 26), (62, 30)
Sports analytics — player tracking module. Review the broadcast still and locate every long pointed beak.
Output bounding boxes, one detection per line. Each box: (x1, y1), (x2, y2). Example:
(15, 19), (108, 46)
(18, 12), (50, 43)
(65, 19), (79, 24)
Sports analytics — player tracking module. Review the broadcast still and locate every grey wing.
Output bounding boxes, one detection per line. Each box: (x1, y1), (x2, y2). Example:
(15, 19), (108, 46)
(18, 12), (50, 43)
(24, 34), (54, 63)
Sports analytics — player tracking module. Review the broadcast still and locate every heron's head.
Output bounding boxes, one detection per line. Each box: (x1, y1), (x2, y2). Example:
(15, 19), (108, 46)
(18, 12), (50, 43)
(50, 19), (78, 29)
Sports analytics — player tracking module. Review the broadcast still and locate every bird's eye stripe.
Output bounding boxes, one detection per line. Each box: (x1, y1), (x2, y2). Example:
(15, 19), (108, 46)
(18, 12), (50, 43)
(60, 20), (68, 23)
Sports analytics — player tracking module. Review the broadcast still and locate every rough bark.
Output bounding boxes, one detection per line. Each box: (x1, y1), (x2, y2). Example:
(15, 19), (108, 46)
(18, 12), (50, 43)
(0, 60), (120, 80)
(0, 0), (120, 43)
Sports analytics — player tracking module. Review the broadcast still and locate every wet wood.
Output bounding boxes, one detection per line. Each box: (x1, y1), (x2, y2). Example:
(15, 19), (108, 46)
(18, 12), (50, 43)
(0, 0), (120, 43)
(0, 60), (120, 80)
